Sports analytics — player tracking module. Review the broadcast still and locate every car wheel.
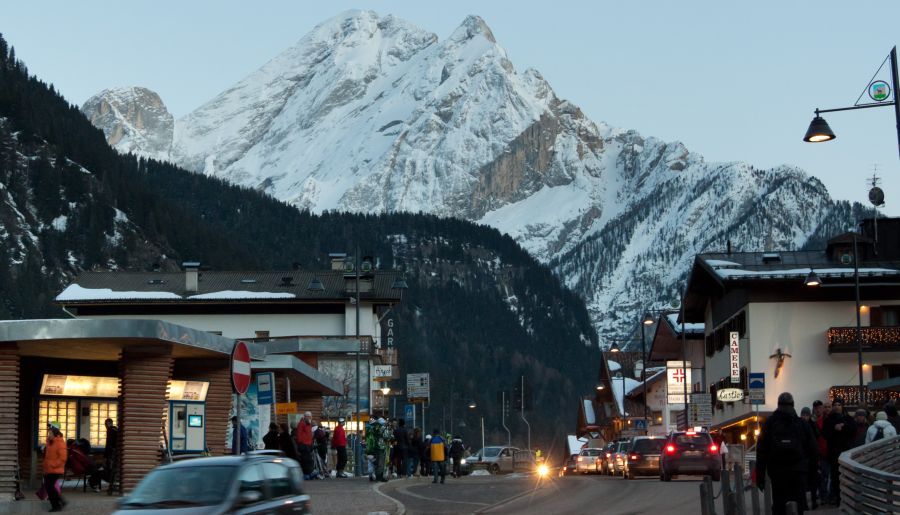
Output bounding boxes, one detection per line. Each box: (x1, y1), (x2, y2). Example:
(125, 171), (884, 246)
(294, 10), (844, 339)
(490, 464), (500, 474)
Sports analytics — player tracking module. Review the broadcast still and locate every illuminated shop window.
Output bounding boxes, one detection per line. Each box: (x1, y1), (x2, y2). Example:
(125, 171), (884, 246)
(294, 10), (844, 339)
(38, 399), (77, 443)
(89, 402), (118, 448)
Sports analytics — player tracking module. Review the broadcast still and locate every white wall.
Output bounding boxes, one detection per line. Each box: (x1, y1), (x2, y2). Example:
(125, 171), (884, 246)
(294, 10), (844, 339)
(708, 300), (900, 426)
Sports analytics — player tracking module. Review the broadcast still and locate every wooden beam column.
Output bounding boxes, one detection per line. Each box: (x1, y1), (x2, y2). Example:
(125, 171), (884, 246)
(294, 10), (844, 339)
(118, 346), (173, 493)
(0, 343), (19, 496)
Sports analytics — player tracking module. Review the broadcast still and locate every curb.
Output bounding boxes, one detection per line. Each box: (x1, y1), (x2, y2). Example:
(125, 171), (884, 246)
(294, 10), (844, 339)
(373, 480), (406, 515)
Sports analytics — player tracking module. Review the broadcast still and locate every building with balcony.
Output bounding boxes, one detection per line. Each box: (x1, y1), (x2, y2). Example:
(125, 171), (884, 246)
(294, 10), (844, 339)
(682, 217), (900, 442)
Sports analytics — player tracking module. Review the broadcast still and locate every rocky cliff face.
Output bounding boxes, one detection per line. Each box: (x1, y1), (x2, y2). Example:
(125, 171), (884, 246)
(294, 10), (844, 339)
(81, 11), (858, 341)
(82, 87), (173, 160)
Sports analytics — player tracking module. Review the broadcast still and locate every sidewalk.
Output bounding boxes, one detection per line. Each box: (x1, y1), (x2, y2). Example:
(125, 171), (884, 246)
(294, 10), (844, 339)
(303, 476), (402, 515)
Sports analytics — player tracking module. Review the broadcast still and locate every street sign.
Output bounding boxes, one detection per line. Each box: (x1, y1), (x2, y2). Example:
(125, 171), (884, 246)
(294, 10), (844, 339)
(690, 393), (713, 426)
(256, 372), (274, 405)
(231, 341), (251, 394)
(634, 419), (647, 430)
(729, 332), (740, 384)
(373, 365), (393, 379)
(404, 404), (415, 425)
(749, 372), (765, 405)
(275, 402), (297, 415)
(407, 373), (430, 402)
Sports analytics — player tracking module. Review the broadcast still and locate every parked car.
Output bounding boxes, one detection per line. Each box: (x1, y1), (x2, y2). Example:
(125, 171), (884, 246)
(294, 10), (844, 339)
(610, 440), (631, 476)
(113, 454), (311, 514)
(470, 446), (520, 474)
(559, 454), (578, 477)
(660, 430), (722, 482)
(623, 436), (665, 479)
(575, 448), (604, 474)
(600, 441), (617, 475)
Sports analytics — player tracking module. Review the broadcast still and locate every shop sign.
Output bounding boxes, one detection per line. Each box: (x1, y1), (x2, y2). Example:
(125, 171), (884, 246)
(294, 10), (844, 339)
(275, 402), (298, 415)
(373, 365), (393, 379)
(40, 374), (119, 398)
(169, 380), (209, 401)
(666, 361), (691, 404)
(730, 332), (740, 384)
(717, 388), (745, 402)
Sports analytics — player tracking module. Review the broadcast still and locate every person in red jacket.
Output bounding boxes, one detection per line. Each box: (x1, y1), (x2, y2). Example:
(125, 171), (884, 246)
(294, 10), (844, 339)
(813, 400), (830, 505)
(43, 421), (67, 512)
(295, 412), (314, 478)
(333, 418), (348, 478)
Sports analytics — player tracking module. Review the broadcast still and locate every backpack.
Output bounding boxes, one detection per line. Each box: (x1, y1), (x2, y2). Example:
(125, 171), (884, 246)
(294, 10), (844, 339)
(767, 415), (803, 465)
(873, 426), (885, 442)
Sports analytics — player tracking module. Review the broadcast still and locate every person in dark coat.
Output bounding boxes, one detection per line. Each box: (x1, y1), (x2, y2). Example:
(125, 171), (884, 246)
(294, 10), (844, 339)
(449, 436), (465, 478)
(852, 409), (870, 448)
(885, 402), (900, 434)
(278, 423), (299, 461)
(756, 392), (817, 515)
(800, 406), (819, 510)
(821, 397), (856, 505)
(263, 423), (280, 450)
(393, 419), (410, 478)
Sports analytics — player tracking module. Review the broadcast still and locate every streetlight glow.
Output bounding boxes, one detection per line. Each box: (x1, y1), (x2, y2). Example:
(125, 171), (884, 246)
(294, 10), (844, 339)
(803, 115), (837, 143)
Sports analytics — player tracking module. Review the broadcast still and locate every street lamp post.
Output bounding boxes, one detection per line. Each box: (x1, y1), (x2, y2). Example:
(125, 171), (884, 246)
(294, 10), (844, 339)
(640, 313), (655, 433)
(804, 46), (900, 164)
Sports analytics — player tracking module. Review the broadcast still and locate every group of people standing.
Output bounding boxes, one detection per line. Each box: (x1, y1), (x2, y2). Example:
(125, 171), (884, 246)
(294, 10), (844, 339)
(363, 417), (466, 484)
(259, 412), (349, 479)
(756, 392), (900, 515)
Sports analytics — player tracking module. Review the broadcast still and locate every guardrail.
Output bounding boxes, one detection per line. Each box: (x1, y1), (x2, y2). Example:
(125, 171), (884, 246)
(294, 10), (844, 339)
(838, 434), (900, 514)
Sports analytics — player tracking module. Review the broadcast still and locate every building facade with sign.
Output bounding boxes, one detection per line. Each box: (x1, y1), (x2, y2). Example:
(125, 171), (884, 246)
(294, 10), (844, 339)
(682, 218), (900, 444)
(647, 313), (706, 431)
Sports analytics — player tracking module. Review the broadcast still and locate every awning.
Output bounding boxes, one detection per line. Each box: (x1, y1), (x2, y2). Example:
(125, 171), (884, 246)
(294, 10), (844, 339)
(252, 354), (343, 396)
(0, 318), (264, 360)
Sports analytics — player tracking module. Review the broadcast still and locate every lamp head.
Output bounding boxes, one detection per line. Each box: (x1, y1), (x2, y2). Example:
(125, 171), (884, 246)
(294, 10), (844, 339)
(596, 385), (605, 390)
(642, 312), (655, 325)
(804, 270), (821, 287)
(609, 342), (620, 352)
(803, 115), (836, 143)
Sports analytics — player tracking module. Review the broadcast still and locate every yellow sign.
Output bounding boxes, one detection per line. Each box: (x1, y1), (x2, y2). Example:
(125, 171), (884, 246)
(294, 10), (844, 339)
(275, 402), (298, 415)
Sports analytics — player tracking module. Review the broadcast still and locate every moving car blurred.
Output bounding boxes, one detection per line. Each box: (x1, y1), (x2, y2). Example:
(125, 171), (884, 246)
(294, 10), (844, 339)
(470, 446), (520, 474)
(113, 454), (311, 514)
(623, 436), (664, 479)
(660, 430), (722, 482)
(574, 448), (604, 474)
(559, 454), (578, 477)
(610, 440), (631, 476)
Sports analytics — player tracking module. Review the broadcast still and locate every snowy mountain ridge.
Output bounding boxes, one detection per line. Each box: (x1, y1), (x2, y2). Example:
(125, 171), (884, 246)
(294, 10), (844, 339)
(83, 10), (856, 340)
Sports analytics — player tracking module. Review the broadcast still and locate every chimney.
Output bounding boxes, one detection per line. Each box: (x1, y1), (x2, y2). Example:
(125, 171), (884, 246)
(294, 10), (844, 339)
(726, 240), (732, 255)
(183, 261), (200, 292)
(329, 253), (348, 271)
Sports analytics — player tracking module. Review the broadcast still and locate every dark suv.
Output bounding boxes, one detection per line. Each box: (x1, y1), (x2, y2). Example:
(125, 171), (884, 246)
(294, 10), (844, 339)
(660, 431), (721, 481)
(113, 454), (311, 514)
(623, 436), (665, 479)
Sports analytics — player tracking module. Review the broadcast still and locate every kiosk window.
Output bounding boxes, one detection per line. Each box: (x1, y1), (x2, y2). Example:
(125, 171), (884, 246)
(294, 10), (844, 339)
(89, 401), (118, 448)
(38, 399), (77, 443)
(262, 462), (293, 497)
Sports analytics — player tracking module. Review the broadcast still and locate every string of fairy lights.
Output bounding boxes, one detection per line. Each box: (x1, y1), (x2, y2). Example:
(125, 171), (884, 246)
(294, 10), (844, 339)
(827, 326), (900, 350)
(829, 386), (900, 406)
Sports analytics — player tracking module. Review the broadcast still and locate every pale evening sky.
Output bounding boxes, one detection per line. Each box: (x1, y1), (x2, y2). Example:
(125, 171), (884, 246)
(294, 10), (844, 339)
(4, 0), (900, 215)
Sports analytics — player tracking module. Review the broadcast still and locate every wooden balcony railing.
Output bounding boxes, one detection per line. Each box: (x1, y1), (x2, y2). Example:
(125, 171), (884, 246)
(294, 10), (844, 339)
(827, 326), (900, 353)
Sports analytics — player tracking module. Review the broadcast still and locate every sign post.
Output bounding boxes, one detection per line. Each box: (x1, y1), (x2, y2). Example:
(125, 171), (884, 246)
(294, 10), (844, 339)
(406, 373), (430, 403)
(231, 341), (251, 455)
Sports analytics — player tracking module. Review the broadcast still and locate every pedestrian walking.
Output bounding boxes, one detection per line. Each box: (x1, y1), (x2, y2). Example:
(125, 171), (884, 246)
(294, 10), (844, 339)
(852, 409), (870, 447)
(278, 423), (299, 461)
(313, 422), (329, 475)
(393, 419), (410, 478)
(800, 406), (819, 510)
(822, 397), (856, 505)
(295, 412), (315, 478)
(430, 429), (447, 484)
(812, 400), (830, 505)
(866, 411), (898, 443)
(263, 422), (280, 450)
(756, 392), (817, 515)
(378, 418), (393, 481)
(231, 416), (250, 454)
(421, 433), (432, 476)
(449, 435), (464, 478)
(103, 418), (118, 493)
(407, 427), (422, 477)
(42, 421), (67, 512)
(333, 417), (348, 477)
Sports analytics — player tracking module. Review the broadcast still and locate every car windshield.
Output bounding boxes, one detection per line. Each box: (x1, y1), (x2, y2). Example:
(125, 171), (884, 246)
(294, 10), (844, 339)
(123, 465), (235, 508)
(581, 449), (602, 456)
(674, 433), (712, 446)
(617, 442), (630, 452)
(632, 439), (665, 454)
(481, 447), (502, 457)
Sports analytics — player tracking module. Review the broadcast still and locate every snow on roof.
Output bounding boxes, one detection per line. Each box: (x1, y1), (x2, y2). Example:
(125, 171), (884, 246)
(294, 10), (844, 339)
(583, 399), (596, 425)
(607, 360), (621, 372)
(706, 259), (741, 267)
(187, 291), (296, 300)
(567, 435), (588, 456)
(611, 376), (641, 416)
(713, 266), (900, 280)
(56, 284), (181, 301)
(666, 313), (704, 334)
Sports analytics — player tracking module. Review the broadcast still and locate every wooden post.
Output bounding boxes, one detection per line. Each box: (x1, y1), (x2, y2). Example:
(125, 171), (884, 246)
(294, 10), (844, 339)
(733, 463), (747, 515)
(721, 468), (733, 515)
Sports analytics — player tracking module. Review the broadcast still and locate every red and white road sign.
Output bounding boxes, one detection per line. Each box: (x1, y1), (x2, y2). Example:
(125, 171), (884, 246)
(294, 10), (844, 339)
(231, 341), (251, 394)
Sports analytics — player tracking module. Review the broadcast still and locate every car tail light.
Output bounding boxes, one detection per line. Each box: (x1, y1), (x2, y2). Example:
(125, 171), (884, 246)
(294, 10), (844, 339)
(665, 444), (676, 455)
(605, 452), (611, 458)
(630, 453), (640, 460)
(709, 444), (718, 453)
(686, 431), (696, 435)
(577, 456), (584, 462)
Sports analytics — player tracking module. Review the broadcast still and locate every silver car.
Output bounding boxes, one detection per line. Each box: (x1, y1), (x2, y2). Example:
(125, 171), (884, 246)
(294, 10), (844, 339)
(471, 446), (520, 474)
(575, 448), (603, 474)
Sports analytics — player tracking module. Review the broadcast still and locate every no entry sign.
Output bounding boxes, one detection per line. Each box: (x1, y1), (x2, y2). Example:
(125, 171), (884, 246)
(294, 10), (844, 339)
(231, 341), (251, 394)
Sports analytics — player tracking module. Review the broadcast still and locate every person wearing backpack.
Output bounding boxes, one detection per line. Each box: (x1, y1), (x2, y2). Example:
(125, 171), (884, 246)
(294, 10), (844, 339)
(866, 411), (897, 444)
(756, 392), (817, 515)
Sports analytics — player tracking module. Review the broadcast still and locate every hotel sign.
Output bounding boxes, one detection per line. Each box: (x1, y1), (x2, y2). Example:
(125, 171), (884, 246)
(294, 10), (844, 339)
(730, 332), (740, 384)
(717, 388), (745, 402)
(666, 361), (692, 404)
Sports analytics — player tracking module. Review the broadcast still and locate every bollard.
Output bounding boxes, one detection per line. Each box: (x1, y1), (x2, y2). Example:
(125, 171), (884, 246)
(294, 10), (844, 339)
(721, 469), (733, 515)
(702, 476), (717, 515)
(733, 463), (747, 515)
(700, 481), (712, 515)
(763, 473), (772, 515)
(784, 501), (798, 515)
(748, 460), (760, 515)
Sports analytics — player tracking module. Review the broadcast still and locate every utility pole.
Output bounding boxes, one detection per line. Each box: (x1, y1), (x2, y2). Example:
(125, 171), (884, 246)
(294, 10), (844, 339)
(501, 391), (511, 447)
(520, 376), (531, 450)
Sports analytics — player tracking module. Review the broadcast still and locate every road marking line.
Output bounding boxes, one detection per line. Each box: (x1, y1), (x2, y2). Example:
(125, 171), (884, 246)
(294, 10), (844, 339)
(373, 481), (406, 515)
(394, 483), (490, 506)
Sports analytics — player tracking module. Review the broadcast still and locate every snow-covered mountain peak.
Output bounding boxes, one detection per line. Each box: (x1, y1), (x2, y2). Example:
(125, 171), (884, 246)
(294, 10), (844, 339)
(451, 15), (497, 44)
(81, 86), (172, 160)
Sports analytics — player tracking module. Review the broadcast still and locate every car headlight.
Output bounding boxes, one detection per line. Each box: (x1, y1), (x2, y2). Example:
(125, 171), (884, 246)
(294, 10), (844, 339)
(537, 464), (549, 477)
(461, 458), (466, 465)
